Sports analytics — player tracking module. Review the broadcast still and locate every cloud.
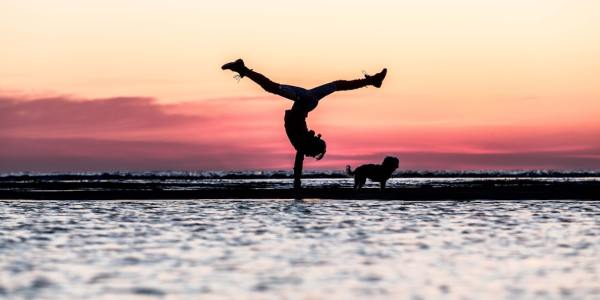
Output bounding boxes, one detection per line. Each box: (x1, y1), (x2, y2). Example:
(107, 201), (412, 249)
(3, 137), (599, 172)
(0, 94), (294, 171)
(1, 93), (600, 171)
(0, 95), (203, 139)
(0, 137), (292, 172)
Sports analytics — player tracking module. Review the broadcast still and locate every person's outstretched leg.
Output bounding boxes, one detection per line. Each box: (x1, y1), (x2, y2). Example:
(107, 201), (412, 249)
(223, 58), (308, 102)
(222, 59), (281, 94)
(310, 68), (388, 100)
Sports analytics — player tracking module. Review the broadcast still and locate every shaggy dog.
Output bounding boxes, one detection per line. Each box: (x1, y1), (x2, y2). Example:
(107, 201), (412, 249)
(346, 156), (399, 190)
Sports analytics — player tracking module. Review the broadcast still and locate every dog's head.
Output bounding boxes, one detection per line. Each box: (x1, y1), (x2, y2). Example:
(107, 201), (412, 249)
(382, 156), (399, 170)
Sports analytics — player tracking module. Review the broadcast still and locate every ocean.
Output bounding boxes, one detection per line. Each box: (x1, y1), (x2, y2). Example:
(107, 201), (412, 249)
(1, 172), (599, 299)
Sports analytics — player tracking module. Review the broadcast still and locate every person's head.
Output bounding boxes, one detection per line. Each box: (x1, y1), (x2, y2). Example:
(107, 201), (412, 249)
(304, 134), (327, 160)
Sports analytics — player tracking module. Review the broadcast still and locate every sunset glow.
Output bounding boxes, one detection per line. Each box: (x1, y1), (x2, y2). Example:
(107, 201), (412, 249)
(2, 1), (600, 171)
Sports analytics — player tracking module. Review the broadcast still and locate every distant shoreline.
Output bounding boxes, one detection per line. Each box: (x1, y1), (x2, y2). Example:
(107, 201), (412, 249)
(2, 170), (600, 180)
(1, 180), (598, 200)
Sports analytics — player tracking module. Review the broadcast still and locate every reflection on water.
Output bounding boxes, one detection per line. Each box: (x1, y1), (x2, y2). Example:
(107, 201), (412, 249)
(3, 175), (600, 192)
(1, 200), (599, 299)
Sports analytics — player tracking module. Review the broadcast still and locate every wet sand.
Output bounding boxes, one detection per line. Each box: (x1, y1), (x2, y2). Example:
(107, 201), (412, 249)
(1, 179), (599, 200)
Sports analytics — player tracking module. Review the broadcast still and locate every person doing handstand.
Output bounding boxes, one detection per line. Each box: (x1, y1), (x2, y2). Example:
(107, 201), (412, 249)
(221, 59), (387, 190)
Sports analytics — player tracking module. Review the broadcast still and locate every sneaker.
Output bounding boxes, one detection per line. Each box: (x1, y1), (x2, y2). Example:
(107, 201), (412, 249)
(221, 59), (247, 77)
(366, 68), (387, 88)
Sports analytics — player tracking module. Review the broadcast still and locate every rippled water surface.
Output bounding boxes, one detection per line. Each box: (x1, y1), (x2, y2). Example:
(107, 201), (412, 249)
(1, 200), (599, 299)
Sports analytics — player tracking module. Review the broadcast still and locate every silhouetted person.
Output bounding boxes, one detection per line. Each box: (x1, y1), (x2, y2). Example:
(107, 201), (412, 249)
(222, 58), (387, 190)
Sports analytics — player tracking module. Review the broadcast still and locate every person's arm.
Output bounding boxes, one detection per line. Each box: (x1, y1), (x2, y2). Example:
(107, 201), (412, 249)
(293, 151), (304, 190)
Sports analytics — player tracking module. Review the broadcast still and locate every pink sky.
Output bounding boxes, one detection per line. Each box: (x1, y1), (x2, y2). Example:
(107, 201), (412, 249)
(2, 94), (599, 171)
(1, 1), (600, 171)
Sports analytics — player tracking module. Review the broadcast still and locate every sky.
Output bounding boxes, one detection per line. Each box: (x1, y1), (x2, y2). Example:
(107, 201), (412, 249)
(1, 0), (600, 171)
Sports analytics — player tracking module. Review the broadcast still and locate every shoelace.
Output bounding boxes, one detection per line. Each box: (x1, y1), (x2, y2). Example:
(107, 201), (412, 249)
(233, 68), (251, 83)
(362, 70), (371, 87)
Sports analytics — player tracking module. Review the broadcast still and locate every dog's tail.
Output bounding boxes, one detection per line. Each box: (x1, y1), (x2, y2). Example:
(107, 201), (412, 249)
(346, 165), (355, 176)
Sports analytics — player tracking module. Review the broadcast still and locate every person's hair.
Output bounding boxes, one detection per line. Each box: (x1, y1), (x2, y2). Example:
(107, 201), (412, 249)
(304, 134), (326, 160)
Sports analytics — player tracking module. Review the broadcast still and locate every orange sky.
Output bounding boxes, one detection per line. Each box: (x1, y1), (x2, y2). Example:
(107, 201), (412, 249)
(1, 1), (600, 171)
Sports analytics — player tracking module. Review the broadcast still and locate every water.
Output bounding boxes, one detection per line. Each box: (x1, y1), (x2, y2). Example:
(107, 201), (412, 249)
(2, 172), (600, 192)
(1, 200), (599, 299)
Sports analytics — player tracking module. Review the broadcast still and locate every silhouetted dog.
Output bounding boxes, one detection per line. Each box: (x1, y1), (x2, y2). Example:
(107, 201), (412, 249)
(346, 156), (399, 190)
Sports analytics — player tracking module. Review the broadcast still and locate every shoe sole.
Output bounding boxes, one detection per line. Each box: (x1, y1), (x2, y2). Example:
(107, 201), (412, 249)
(221, 59), (244, 70)
(221, 63), (235, 70)
(373, 69), (387, 88)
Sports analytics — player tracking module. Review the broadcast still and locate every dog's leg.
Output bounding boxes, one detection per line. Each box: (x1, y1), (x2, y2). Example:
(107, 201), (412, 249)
(380, 180), (387, 191)
(358, 177), (366, 190)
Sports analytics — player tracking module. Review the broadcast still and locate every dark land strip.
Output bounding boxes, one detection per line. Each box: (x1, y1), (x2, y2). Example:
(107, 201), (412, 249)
(1, 180), (598, 200)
